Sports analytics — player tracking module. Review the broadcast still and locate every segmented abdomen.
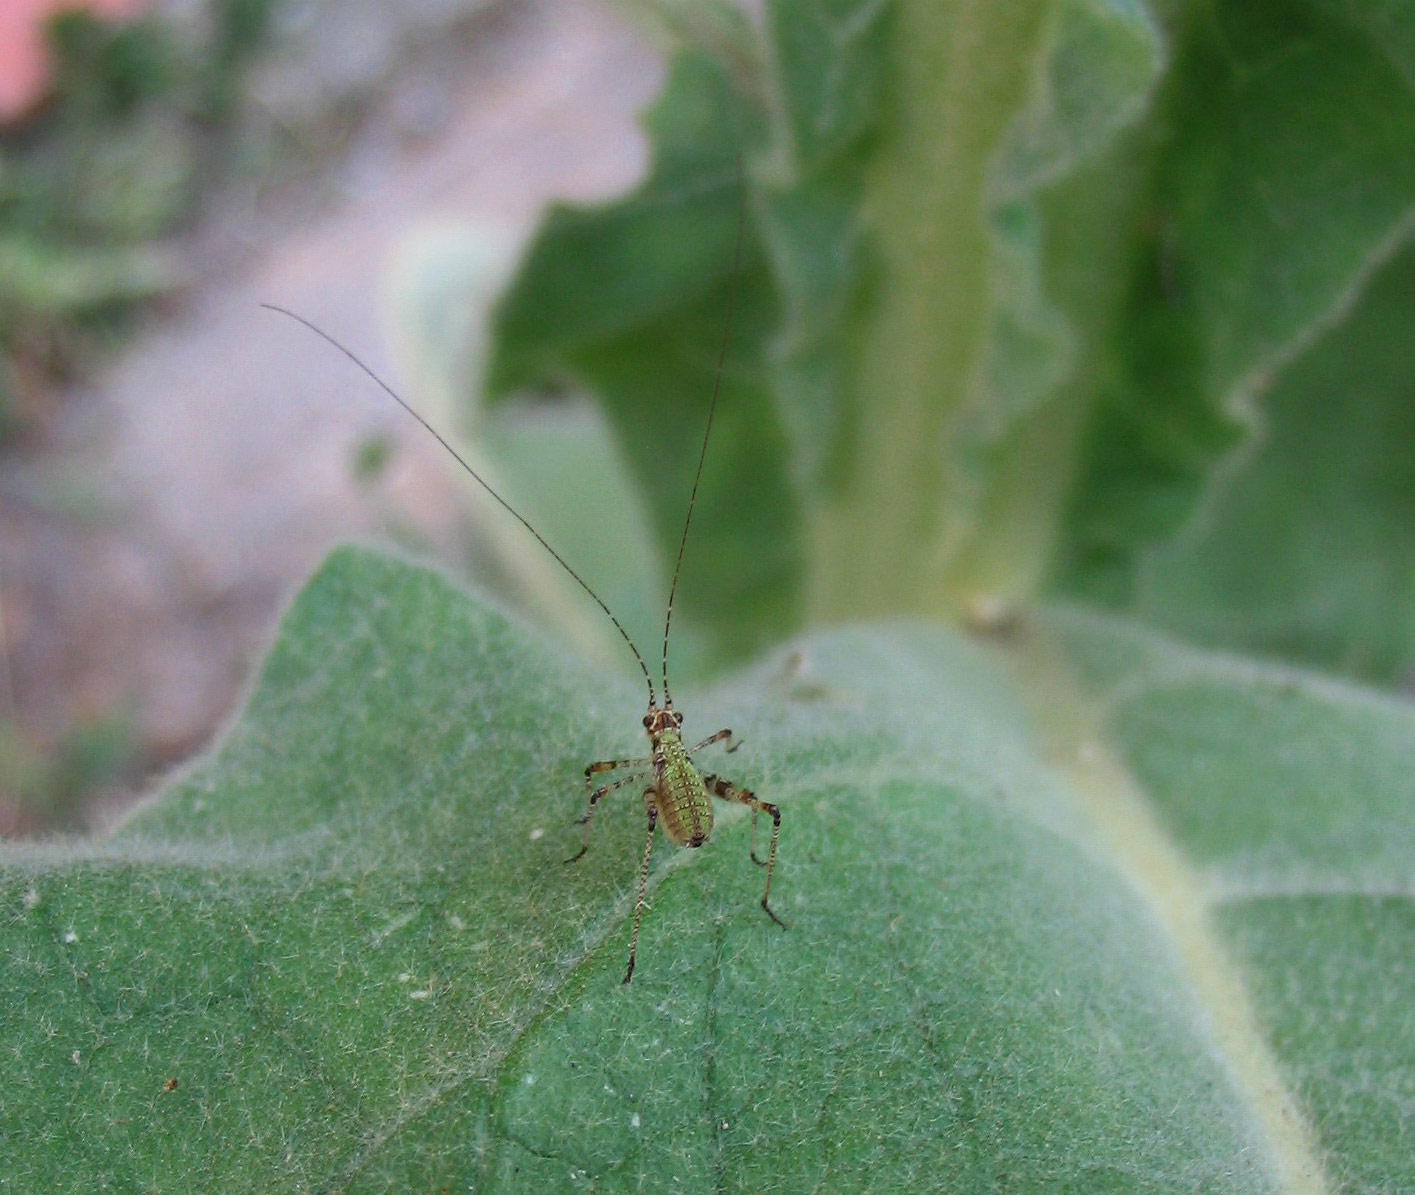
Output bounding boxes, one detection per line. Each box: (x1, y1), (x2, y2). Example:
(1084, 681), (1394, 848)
(653, 731), (713, 848)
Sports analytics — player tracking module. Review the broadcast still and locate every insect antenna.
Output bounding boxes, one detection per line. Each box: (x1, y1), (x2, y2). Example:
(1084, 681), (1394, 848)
(259, 302), (658, 707)
(660, 166), (748, 709)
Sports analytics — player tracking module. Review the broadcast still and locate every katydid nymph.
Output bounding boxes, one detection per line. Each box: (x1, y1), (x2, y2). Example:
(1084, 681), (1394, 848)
(261, 179), (783, 985)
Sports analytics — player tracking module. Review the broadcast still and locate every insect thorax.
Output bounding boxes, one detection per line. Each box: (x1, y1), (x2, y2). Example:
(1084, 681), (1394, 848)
(651, 724), (713, 849)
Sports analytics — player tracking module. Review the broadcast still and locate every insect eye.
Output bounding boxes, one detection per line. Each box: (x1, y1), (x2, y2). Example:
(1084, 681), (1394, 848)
(674, 711), (684, 726)
(642, 714), (653, 728)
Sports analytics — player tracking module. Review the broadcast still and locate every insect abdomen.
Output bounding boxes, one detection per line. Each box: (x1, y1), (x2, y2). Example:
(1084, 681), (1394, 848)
(653, 730), (713, 848)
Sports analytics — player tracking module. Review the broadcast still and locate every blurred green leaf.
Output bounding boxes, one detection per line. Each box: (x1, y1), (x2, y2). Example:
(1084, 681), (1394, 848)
(484, 0), (1164, 653)
(0, 706), (141, 838)
(1056, 3), (1415, 673)
(1125, 242), (1415, 684)
(487, 41), (797, 665)
(0, 236), (181, 318)
(19, 546), (1415, 1189)
(47, 11), (179, 118)
(478, 401), (673, 673)
(474, 0), (1415, 684)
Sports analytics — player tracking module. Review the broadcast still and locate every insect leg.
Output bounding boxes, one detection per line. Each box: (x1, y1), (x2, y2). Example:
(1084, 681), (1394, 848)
(586, 756), (651, 778)
(622, 797), (658, 985)
(703, 774), (785, 928)
(564, 769), (646, 864)
(687, 727), (741, 755)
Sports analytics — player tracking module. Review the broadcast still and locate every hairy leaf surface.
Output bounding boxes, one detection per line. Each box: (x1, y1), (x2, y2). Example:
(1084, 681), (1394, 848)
(8, 549), (1410, 1188)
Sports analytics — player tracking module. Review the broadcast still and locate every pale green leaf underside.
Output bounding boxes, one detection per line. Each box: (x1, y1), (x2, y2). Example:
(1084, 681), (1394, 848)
(7, 548), (1412, 1189)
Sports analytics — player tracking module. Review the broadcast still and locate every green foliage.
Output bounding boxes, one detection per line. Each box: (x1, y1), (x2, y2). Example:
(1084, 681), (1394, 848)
(10, 0), (1415, 1186)
(485, 0), (1167, 654)
(1122, 243), (1415, 683)
(487, 41), (797, 662)
(480, 0), (1415, 683)
(1056, 2), (1415, 664)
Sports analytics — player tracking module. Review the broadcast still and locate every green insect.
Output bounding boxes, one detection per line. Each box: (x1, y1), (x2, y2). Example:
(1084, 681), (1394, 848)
(262, 187), (783, 984)
(565, 426), (786, 981)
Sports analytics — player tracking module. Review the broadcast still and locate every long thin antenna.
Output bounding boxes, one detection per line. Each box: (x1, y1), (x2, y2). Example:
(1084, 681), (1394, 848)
(661, 164), (747, 707)
(260, 303), (658, 707)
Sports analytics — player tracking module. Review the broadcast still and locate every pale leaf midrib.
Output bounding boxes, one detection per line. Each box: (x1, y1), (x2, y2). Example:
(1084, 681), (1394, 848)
(806, 0), (1047, 623)
(1007, 622), (1328, 1195)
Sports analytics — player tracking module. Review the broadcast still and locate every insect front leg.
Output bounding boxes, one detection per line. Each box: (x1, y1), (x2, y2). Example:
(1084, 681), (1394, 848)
(703, 773), (785, 929)
(622, 796), (658, 985)
(585, 755), (652, 786)
(688, 728), (742, 755)
(564, 761), (649, 864)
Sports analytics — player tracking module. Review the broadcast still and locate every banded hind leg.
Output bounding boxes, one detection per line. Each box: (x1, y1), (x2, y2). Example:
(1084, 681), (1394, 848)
(622, 797), (658, 985)
(703, 773), (784, 928)
(564, 757), (649, 864)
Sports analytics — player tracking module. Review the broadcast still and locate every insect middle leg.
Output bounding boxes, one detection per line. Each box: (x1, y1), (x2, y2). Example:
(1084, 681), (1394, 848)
(622, 796), (658, 985)
(688, 728), (741, 755)
(703, 773), (785, 928)
(564, 763), (648, 864)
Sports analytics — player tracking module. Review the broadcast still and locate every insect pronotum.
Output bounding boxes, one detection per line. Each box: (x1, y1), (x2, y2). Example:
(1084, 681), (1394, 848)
(262, 174), (783, 984)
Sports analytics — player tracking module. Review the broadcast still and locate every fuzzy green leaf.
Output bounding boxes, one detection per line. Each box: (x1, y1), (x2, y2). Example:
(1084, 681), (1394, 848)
(0, 546), (1345, 1191)
(1047, 606), (1415, 1194)
(7, 547), (1412, 1188)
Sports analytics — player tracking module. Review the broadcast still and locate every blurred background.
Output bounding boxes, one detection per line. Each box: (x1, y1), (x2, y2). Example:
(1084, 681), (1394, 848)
(4, 0), (1414, 835)
(0, 0), (670, 833)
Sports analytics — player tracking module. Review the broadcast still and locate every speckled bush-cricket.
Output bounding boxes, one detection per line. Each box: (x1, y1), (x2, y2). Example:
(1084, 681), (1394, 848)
(261, 176), (783, 985)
